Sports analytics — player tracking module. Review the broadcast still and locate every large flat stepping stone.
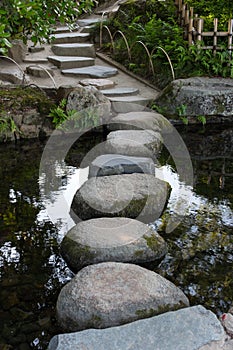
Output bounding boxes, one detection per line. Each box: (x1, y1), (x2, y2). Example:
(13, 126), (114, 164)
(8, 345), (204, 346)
(47, 56), (95, 69)
(80, 78), (116, 90)
(105, 129), (162, 159)
(109, 111), (169, 132)
(51, 43), (96, 58)
(51, 32), (90, 44)
(48, 305), (225, 350)
(61, 217), (167, 272)
(89, 154), (155, 177)
(62, 65), (118, 78)
(56, 262), (189, 331)
(70, 173), (169, 223)
(100, 87), (139, 97)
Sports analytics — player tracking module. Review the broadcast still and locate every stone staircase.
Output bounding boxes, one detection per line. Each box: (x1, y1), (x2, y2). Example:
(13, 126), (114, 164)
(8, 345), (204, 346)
(22, 16), (156, 112)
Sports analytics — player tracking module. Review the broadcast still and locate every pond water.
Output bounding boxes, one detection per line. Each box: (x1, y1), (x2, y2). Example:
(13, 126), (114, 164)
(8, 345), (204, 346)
(0, 124), (232, 349)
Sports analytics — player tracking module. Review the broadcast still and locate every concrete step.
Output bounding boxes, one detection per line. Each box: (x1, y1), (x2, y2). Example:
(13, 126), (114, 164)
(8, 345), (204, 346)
(53, 25), (80, 34)
(109, 96), (153, 113)
(100, 87), (139, 97)
(51, 43), (96, 58)
(51, 32), (90, 44)
(24, 57), (48, 64)
(77, 18), (106, 27)
(47, 56), (95, 69)
(62, 65), (118, 78)
(79, 25), (94, 34)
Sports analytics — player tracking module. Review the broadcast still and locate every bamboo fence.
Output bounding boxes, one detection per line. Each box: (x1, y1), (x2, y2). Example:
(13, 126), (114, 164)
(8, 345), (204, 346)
(175, 0), (233, 55)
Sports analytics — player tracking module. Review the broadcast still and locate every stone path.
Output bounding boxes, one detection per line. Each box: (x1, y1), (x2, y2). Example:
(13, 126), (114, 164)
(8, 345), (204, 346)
(1, 6), (229, 350)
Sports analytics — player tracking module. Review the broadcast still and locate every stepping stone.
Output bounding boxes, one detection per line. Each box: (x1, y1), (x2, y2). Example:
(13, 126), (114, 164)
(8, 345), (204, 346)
(56, 262), (189, 332)
(79, 25), (93, 33)
(48, 305), (225, 350)
(51, 43), (96, 58)
(88, 154), (155, 177)
(109, 111), (165, 132)
(51, 32), (90, 44)
(62, 65), (118, 78)
(47, 56), (95, 69)
(70, 173), (169, 223)
(100, 87), (139, 97)
(105, 129), (162, 160)
(61, 217), (167, 272)
(26, 66), (54, 78)
(80, 78), (116, 90)
(109, 96), (152, 113)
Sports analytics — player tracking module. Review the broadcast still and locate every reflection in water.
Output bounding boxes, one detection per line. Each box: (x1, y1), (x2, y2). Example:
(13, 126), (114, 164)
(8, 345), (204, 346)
(38, 162), (88, 241)
(0, 125), (232, 349)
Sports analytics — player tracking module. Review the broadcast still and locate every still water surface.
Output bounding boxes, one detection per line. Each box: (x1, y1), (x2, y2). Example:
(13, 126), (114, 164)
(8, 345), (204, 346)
(0, 125), (232, 349)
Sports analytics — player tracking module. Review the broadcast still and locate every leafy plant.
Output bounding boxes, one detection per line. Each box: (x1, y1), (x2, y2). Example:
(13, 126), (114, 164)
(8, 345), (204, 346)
(176, 104), (188, 125)
(49, 99), (76, 128)
(197, 115), (207, 125)
(0, 0), (95, 46)
(49, 99), (100, 130)
(0, 116), (20, 141)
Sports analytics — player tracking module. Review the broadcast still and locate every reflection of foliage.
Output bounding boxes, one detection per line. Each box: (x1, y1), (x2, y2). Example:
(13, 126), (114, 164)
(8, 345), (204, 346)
(0, 220), (72, 348)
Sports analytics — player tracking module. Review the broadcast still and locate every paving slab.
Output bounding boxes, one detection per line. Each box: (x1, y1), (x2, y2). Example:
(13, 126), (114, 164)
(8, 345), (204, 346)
(51, 32), (90, 44)
(47, 56), (95, 69)
(51, 43), (96, 57)
(62, 65), (118, 78)
(48, 305), (225, 350)
(88, 154), (155, 177)
(100, 87), (139, 96)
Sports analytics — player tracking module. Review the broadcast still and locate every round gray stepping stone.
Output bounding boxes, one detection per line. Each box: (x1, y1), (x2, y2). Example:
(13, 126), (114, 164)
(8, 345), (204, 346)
(48, 305), (225, 350)
(88, 154), (155, 177)
(109, 111), (167, 132)
(70, 173), (169, 223)
(100, 87), (139, 97)
(51, 43), (96, 58)
(61, 217), (167, 271)
(105, 129), (162, 159)
(56, 262), (189, 331)
(47, 56), (95, 69)
(62, 65), (118, 78)
(80, 78), (116, 90)
(110, 96), (152, 113)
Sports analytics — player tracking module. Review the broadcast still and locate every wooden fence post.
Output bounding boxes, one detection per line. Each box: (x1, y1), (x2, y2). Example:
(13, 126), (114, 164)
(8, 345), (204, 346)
(228, 19), (233, 58)
(213, 18), (218, 55)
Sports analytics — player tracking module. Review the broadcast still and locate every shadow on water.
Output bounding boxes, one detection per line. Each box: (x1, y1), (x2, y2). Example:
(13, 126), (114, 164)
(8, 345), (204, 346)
(0, 123), (232, 349)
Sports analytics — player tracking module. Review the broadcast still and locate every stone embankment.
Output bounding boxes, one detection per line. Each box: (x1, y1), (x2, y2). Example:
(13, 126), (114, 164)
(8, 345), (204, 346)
(1, 7), (232, 350)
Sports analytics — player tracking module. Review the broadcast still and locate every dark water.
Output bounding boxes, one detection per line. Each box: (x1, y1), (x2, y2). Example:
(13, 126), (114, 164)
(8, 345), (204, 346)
(0, 124), (232, 349)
